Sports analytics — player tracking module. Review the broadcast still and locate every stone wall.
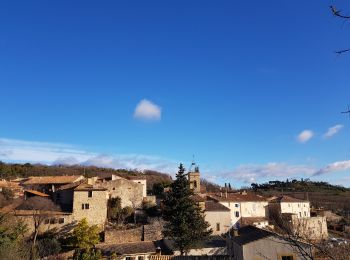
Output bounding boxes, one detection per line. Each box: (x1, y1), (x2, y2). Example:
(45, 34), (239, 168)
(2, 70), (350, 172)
(72, 189), (107, 227)
(15, 212), (75, 235)
(291, 215), (328, 241)
(105, 220), (164, 244)
(99, 179), (143, 208)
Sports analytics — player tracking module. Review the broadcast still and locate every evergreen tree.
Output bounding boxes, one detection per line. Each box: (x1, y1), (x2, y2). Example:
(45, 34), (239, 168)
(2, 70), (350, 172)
(162, 164), (212, 255)
(72, 218), (100, 250)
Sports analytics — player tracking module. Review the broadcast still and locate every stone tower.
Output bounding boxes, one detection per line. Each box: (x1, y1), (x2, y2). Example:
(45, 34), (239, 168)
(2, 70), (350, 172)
(188, 166), (201, 194)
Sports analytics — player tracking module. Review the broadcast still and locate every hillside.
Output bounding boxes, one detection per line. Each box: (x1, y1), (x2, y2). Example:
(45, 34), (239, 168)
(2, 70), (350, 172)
(251, 179), (350, 214)
(0, 161), (172, 191)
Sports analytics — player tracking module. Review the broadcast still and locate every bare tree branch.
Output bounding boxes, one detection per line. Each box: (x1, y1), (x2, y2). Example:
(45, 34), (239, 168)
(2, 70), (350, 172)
(335, 48), (350, 55)
(329, 5), (350, 55)
(330, 6), (350, 19)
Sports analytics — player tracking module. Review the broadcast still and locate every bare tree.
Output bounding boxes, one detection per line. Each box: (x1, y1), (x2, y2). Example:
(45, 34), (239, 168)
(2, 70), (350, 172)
(268, 208), (349, 260)
(19, 197), (60, 259)
(330, 5), (350, 54)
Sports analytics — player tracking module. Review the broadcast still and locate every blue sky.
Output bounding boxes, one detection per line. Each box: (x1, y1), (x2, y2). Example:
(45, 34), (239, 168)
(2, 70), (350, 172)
(1, 1), (350, 187)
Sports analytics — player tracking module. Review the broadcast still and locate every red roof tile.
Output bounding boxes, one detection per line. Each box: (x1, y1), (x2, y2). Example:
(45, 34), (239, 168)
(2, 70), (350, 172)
(23, 175), (84, 185)
(269, 195), (308, 203)
(205, 201), (230, 212)
(208, 192), (268, 202)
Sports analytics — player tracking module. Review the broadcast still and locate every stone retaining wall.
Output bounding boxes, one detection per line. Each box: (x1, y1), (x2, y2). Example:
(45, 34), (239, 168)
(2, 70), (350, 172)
(105, 221), (163, 244)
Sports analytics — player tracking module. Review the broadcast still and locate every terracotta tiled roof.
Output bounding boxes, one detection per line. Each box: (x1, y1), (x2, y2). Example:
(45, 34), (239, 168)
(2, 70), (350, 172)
(23, 175), (84, 185)
(14, 210), (70, 216)
(74, 183), (107, 191)
(58, 179), (87, 190)
(99, 241), (158, 256)
(269, 195), (308, 203)
(230, 226), (273, 246)
(208, 192), (268, 202)
(191, 194), (206, 202)
(205, 201), (230, 212)
(24, 190), (50, 197)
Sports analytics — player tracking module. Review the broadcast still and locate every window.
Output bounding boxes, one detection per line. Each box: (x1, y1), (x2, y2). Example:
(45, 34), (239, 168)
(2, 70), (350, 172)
(299, 212), (301, 218)
(288, 203), (291, 207)
(235, 211), (240, 218)
(304, 211), (307, 217)
(59, 218), (64, 224)
(216, 223), (220, 231)
(82, 203), (90, 210)
(193, 181), (197, 188)
(281, 255), (294, 260)
(50, 218), (57, 224)
(235, 203), (239, 208)
(298, 203), (300, 207)
(112, 187), (115, 190)
(88, 191), (92, 197)
(138, 256), (144, 260)
(44, 219), (49, 224)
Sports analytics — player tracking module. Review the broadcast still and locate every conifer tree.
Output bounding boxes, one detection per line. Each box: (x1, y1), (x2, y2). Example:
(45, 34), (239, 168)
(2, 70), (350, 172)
(162, 164), (212, 255)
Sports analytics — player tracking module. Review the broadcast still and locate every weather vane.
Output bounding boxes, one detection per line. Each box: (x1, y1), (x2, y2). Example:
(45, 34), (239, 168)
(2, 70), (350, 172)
(341, 105), (350, 117)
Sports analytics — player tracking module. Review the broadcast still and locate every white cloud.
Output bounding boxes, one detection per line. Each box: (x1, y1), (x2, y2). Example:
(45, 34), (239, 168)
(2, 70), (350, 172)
(313, 160), (350, 176)
(134, 99), (161, 121)
(223, 162), (316, 183)
(323, 124), (344, 138)
(0, 137), (177, 174)
(297, 130), (314, 143)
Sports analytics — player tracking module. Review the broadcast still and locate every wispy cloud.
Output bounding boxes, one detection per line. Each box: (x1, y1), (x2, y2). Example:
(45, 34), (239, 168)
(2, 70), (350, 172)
(297, 130), (314, 143)
(134, 99), (161, 121)
(223, 163), (316, 183)
(0, 138), (177, 173)
(323, 124), (344, 138)
(313, 160), (350, 176)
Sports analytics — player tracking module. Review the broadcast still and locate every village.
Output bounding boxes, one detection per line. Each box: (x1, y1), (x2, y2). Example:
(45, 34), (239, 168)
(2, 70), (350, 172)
(1, 164), (348, 260)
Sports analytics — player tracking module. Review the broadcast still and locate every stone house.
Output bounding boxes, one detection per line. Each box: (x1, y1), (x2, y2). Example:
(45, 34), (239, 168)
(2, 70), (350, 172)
(127, 176), (148, 198)
(204, 201), (231, 235)
(71, 183), (108, 227)
(268, 195), (328, 241)
(22, 175), (84, 194)
(11, 181), (108, 235)
(208, 192), (269, 228)
(227, 225), (312, 260)
(268, 195), (310, 218)
(14, 209), (75, 235)
(98, 177), (144, 208)
(284, 214), (328, 242)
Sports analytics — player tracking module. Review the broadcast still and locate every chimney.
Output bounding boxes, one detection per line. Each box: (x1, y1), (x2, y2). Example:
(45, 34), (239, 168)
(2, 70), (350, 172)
(230, 228), (239, 237)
